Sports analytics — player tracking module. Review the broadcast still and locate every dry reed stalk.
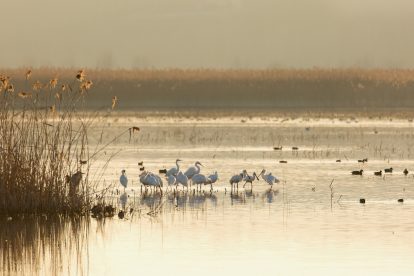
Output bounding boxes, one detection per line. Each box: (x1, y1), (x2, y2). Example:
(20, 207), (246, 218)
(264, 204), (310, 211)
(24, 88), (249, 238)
(0, 70), (99, 215)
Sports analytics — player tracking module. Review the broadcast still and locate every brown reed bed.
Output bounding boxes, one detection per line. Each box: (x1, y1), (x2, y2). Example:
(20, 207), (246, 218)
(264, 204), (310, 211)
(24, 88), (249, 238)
(4, 67), (414, 112)
(0, 70), (96, 216)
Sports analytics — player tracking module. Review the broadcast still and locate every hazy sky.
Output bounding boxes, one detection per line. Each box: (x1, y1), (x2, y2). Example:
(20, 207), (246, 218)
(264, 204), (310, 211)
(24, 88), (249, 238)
(2, 0), (414, 69)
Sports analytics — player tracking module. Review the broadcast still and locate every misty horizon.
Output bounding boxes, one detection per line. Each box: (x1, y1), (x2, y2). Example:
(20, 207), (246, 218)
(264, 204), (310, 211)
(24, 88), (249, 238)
(2, 0), (414, 69)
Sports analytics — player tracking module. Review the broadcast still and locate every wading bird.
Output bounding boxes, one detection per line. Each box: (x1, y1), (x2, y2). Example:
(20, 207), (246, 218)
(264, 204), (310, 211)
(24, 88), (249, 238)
(68, 171), (83, 196)
(243, 170), (259, 189)
(167, 159), (182, 176)
(192, 173), (209, 191)
(384, 167), (393, 173)
(139, 171), (163, 193)
(229, 171), (246, 190)
(120, 169), (128, 191)
(166, 174), (177, 190)
(184, 161), (203, 180)
(259, 169), (280, 189)
(207, 171), (218, 185)
(404, 168), (409, 175)
(176, 171), (189, 190)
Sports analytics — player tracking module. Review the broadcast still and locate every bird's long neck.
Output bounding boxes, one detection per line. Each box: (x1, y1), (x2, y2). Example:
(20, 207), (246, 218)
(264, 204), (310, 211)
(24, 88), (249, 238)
(195, 163), (200, 174)
(176, 160), (180, 171)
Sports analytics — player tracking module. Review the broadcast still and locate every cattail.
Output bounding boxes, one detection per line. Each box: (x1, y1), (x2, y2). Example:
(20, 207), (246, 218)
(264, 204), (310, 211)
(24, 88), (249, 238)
(85, 80), (93, 89)
(26, 70), (32, 80)
(0, 76), (10, 90)
(32, 81), (42, 91)
(6, 84), (14, 93)
(111, 96), (118, 109)
(18, 92), (32, 98)
(80, 80), (93, 91)
(49, 78), (58, 89)
(76, 69), (86, 82)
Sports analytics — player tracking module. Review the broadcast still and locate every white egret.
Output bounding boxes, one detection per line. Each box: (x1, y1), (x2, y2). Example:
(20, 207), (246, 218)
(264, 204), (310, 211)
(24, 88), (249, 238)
(184, 161), (203, 180)
(207, 171), (218, 184)
(229, 171), (246, 190)
(207, 171), (218, 191)
(166, 159), (182, 176)
(139, 171), (149, 187)
(120, 169), (128, 191)
(176, 171), (189, 190)
(242, 170), (259, 189)
(192, 173), (209, 191)
(139, 171), (163, 193)
(166, 174), (177, 190)
(258, 169), (280, 189)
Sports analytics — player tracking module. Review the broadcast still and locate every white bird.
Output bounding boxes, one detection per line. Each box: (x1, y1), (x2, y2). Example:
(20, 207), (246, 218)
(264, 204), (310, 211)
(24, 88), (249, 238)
(259, 169), (280, 189)
(229, 171), (246, 190)
(242, 170), (259, 189)
(176, 171), (189, 190)
(151, 173), (163, 188)
(207, 171), (218, 184)
(192, 173), (209, 191)
(184, 161), (203, 180)
(206, 171), (218, 191)
(120, 169), (128, 191)
(166, 174), (177, 190)
(139, 171), (163, 192)
(139, 171), (149, 187)
(166, 159), (182, 176)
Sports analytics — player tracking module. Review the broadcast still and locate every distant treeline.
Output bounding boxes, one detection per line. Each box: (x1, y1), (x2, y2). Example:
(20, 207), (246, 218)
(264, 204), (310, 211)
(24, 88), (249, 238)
(3, 68), (414, 111)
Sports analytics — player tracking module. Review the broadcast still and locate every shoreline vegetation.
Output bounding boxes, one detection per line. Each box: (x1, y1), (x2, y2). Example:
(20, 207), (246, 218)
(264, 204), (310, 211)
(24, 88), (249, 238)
(2, 67), (414, 112)
(0, 70), (97, 216)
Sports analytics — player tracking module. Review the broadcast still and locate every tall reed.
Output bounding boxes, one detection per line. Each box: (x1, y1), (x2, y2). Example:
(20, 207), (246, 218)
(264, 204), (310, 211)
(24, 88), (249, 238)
(0, 70), (94, 215)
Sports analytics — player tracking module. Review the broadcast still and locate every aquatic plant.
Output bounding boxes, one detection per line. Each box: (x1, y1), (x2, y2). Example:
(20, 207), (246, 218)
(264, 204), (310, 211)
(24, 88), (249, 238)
(0, 70), (94, 215)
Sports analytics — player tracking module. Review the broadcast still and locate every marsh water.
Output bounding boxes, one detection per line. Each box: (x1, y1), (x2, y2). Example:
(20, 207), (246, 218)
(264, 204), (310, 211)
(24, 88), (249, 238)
(2, 113), (414, 275)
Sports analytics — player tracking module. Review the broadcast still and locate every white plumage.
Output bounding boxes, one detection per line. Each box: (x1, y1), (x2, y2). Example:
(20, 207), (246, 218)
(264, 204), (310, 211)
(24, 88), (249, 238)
(166, 159), (182, 176)
(184, 161), (203, 180)
(139, 171), (163, 190)
(229, 171), (246, 189)
(192, 173), (209, 191)
(207, 171), (218, 184)
(176, 171), (189, 189)
(243, 170), (259, 188)
(259, 169), (280, 188)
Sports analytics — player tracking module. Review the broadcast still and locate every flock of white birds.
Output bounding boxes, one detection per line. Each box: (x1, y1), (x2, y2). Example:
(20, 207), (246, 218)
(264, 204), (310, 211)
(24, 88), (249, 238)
(119, 159), (280, 192)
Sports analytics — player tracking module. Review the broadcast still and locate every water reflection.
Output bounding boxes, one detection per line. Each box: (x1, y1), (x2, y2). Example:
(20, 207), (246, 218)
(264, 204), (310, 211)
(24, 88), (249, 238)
(114, 188), (277, 214)
(0, 215), (89, 276)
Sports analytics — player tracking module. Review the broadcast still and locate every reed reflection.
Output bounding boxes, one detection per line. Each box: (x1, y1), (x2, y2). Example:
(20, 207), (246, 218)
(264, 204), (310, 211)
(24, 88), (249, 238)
(0, 215), (89, 276)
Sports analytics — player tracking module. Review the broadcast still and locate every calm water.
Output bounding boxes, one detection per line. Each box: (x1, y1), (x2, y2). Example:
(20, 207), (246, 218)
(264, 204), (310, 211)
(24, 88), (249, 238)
(2, 114), (414, 275)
